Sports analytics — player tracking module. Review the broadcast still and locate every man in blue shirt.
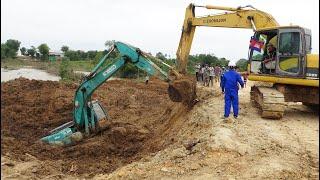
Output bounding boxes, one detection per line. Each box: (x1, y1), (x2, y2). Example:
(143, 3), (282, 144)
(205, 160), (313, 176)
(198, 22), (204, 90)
(221, 62), (244, 119)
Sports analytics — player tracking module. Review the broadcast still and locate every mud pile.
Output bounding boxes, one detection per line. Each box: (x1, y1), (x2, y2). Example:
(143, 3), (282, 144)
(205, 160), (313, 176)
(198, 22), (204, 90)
(1, 78), (188, 177)
(168, 75), (197, 107)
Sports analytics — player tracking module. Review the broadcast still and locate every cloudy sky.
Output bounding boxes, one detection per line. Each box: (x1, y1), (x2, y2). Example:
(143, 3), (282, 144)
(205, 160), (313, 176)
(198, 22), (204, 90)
(1, 0), (319, 62)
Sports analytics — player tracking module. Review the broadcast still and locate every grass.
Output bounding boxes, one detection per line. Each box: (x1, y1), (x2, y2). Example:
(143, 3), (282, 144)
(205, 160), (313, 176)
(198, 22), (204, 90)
(1, 57), (95, 76)
(1, 57), (47, 70)
(1, 56), (191, 82)
(69, 60), (95, 72)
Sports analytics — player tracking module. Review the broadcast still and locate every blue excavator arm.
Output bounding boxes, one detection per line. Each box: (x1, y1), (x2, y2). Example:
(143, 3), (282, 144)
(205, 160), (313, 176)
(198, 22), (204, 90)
(41, 41), (175, 145)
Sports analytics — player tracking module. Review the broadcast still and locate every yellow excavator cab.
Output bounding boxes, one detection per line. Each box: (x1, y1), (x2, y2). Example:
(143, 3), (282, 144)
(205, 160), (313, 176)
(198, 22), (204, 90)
(175, 4), (319, 119)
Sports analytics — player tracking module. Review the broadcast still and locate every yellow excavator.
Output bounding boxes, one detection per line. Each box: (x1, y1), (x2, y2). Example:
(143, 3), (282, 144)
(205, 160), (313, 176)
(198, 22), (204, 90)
(176, 4), (319, 119)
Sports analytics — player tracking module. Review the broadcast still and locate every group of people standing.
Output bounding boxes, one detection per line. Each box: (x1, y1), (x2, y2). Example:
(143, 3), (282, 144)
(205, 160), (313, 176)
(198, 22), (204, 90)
(195, 64), (225, 86)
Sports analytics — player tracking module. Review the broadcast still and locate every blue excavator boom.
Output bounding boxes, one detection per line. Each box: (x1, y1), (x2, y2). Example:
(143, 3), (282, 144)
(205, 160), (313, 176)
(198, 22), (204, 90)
(41, 41), (196, 146)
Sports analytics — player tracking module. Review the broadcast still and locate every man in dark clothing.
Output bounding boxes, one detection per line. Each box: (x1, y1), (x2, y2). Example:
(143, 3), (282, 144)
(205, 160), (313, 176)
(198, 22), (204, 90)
(221, 63), (244, 119)
(195, 64), (200, 81)
(219, 67), (225, 88)
(262, 43), (276, 73)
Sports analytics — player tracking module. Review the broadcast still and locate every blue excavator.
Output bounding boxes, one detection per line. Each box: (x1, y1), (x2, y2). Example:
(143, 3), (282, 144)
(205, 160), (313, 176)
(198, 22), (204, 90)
(41, 41), (196, 146)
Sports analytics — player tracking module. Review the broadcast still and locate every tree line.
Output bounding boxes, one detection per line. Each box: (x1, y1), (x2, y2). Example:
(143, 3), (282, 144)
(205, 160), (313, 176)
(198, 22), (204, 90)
(1, 39), (104, 62)
(1, 39), (50, 60)
(1, 39), (248, 73)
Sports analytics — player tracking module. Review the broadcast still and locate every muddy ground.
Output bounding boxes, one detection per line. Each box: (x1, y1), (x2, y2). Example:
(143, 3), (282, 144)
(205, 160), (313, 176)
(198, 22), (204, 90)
(1, 78), (319, 179)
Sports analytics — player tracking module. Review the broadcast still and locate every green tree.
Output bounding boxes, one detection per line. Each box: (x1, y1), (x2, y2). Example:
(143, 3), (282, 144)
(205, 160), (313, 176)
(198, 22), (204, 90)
(236, 58), (248, 72)
(38, 43), (50, 60)
(87, 50), (98, 59)
(2, 39), (21, 58)
(105, 40), (115, 49)
(20, 47), (27, 55)
(59, 57), (73, 80)
(65, 50), (81, 61)
(1, 44), (9, 59)
(120, 64), (139, 78)
(78, 50), (87, 60)
(36, 52), (40, 59)
(93, 51), (104, 64)
(27, 46), (36, 58)
(199, 54), (218, 66)
(156, 52), (166, 60)
(61, 45), (69, 53)
(218, 57), (229, 67)
(183, 53), (231, 74)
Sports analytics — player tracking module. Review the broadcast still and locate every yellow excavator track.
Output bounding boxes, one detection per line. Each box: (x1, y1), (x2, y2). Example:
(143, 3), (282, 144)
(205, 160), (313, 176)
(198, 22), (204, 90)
(250, 86), (286, 119)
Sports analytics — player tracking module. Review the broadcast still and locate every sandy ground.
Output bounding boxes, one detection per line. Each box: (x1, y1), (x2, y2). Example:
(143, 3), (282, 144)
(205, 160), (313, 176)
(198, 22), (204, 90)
(1, 79), (319, 179)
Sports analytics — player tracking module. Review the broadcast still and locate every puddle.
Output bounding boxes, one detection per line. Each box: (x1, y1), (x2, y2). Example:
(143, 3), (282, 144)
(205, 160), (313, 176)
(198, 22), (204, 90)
(1, 68), (61, 82)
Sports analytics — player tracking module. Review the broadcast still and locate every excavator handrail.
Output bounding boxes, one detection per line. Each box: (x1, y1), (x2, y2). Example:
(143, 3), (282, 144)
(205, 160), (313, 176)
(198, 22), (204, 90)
(194, 4), (258, 11)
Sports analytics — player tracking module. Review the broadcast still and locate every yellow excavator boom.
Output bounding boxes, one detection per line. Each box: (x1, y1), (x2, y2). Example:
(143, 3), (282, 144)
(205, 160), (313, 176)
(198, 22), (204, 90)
(176, 3), (279, 74)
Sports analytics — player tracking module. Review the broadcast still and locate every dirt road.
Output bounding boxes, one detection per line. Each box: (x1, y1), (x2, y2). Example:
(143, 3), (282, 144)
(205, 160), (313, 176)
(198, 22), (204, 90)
(1, 79), (318, 179)
(94, 81), (318, 179)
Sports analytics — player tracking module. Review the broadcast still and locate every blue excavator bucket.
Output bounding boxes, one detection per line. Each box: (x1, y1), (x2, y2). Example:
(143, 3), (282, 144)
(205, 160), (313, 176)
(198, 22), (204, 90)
(40, 122), (76, 146)
(41, 100), (109, 146)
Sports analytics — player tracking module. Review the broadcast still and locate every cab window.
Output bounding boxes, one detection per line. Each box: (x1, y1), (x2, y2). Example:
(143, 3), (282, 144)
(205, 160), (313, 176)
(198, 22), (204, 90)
(279, 32), (300, 54)
(305, 34), (311, 53)
(278, 31), (301, 74)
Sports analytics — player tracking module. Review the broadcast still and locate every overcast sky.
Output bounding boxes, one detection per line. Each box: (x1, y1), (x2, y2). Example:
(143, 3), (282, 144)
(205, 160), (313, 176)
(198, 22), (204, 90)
(2, 0), (319, 63)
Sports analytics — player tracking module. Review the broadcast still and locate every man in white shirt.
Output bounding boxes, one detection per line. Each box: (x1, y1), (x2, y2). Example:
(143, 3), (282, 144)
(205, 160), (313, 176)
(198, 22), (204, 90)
(209, 66), (215, 87)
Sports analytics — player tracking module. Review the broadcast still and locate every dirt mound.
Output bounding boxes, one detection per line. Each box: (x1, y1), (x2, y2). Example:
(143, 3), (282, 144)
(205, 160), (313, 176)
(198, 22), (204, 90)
(168, 75), (197, 107)
(1, 78), (188, 177)
(2, 79), (318, 179)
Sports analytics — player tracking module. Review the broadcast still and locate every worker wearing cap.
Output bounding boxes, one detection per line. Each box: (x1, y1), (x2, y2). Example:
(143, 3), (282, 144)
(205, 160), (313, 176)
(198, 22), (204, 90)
(221, 62), (244, 119)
